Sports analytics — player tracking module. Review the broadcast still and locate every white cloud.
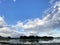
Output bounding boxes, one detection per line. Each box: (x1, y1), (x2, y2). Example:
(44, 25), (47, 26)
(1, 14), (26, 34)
(0, 16), (24, 37)
(14, 0), (60, 37)
(0, 0), (60, 37)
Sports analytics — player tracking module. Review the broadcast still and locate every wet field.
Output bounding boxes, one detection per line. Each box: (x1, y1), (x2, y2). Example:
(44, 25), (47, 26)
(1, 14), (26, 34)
(0, 38), (60, 45)
(0, 43), (60, 45)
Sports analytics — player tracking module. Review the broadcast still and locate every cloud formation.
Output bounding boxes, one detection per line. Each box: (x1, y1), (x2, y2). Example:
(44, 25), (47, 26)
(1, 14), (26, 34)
(0, 16), (24, 37)
(0, 0), (60, 37)
(14, 0), (60, 37)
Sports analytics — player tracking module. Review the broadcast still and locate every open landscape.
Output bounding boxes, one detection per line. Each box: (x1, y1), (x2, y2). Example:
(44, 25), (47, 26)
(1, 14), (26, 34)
(0, 36), (59, 45)
(0, 0), (60, 45)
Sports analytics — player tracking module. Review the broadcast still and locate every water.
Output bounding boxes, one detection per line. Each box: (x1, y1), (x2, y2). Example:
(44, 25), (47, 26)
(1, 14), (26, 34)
(0, 38), (60, 45)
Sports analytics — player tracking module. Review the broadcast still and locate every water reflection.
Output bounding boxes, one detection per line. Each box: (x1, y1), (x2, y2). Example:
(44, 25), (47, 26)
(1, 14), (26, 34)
(0, 39), (54, 43)
(0, 38), (60, 45)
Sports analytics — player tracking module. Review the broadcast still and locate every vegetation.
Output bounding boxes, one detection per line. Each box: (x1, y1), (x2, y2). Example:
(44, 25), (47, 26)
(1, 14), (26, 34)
(0, 36), (54, 40)
(20, 36), (53, 39)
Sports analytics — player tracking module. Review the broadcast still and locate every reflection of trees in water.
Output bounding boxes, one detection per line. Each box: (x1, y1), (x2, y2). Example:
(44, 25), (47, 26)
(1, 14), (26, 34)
(0, 36), (54, 44)
(19, 38), (53, 43)
(19, 39), (39, 44)
(40, 36), (53, 41)
(40, 38), (53, 41)
(19, 36), (54, 43)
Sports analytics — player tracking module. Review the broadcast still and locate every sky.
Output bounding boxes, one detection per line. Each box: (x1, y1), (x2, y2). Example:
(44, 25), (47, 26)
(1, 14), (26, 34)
(0, 0), (50, 24)
(0, 0), (60, 37)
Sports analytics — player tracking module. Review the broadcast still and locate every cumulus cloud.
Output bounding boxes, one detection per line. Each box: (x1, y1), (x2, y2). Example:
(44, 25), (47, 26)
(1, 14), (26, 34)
(0, 0), (60, 37)
(14, 0), (60, 37)
(0, 16), (24, 37)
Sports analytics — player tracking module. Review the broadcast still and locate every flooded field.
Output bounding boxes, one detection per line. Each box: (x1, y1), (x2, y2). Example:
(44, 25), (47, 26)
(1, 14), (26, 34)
(0, 38), (60, 45)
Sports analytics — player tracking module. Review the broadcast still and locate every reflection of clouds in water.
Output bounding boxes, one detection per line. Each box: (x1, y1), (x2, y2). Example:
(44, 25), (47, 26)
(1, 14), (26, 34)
(39, 38), (60, 43)
(52, 39), (60, 43)
(0, 38), (60, 44)
(39, 41), (52, 43)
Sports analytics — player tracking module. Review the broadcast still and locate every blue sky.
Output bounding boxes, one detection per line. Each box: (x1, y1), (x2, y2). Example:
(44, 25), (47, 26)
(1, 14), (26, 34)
(0, 0), (60, 37)
(0, 0), (50, 25)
